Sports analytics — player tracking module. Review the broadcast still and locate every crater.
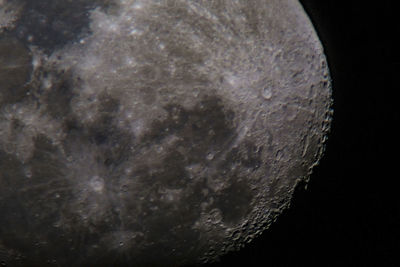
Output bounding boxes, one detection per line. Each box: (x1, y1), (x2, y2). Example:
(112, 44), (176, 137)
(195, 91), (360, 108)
(212, 179), (254, 225)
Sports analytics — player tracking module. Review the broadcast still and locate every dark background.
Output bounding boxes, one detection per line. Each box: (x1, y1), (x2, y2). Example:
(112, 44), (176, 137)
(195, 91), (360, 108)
(209, 1), (400, 266)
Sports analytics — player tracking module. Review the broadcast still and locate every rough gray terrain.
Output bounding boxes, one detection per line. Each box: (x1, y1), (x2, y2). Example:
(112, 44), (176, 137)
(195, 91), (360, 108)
(0, 0), (332, 266)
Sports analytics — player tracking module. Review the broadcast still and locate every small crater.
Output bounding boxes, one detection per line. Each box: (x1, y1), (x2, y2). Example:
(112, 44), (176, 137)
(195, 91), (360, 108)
(89, 176), (104, 193)
(206, 152), (215, 161)
(261, 86), (273, 100)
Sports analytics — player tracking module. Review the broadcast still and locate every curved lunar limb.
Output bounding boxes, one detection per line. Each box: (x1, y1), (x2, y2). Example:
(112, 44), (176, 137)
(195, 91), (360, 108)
(0, 0), (332, 266)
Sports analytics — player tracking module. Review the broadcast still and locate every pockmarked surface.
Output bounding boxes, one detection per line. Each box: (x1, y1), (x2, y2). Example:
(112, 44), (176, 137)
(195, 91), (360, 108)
(0, 0), (332, 266)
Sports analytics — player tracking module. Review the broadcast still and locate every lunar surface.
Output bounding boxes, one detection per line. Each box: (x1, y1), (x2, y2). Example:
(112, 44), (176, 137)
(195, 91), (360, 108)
(0, 0), (332, 266)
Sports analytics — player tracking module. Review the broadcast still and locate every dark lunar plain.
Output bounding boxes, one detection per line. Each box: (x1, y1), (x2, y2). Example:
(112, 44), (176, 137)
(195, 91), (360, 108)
(205, 1), (400, 267)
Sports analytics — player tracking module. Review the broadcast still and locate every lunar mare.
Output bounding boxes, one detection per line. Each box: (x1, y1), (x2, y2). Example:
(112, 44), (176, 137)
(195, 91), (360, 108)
(0, 0), (332, 266)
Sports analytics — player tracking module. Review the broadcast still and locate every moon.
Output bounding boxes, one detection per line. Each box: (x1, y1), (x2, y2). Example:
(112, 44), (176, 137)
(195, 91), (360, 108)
(0, 0), (332, 266)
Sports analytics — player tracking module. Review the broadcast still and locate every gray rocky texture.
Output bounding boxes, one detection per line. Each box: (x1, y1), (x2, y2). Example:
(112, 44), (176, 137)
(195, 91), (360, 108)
(0, 0), (332, 266)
